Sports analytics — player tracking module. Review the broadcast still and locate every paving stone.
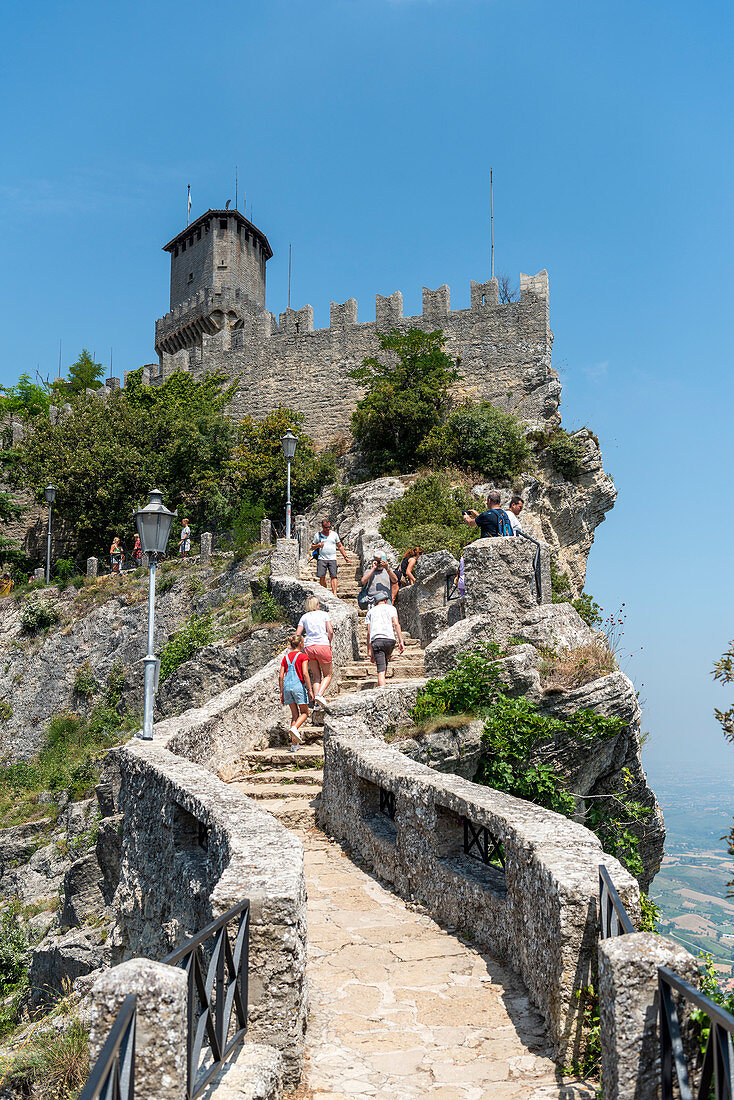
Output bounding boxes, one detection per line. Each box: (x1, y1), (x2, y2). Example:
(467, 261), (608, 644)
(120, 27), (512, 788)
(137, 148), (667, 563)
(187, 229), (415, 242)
(290, 827), (593, 1099)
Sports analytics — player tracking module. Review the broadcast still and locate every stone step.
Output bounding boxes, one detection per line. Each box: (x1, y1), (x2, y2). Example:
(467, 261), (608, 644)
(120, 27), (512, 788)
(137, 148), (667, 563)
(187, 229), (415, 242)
(254, 797), (320, 828)
(243, 768), (324, 785)
(233, 781), (323, 800)
(341, 661), (425, 678)
(342, 676), (419, 691)
(245, 746), (325, 767)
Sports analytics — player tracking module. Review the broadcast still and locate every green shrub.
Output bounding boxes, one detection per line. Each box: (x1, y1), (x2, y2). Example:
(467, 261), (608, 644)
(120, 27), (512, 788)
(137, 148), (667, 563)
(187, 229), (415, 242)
(544, 429), (585, 480)
(157, 575), (176, 595)
(105, 663), (126, 709)
(6, 1016), (89, 1097)
(232, 500), (265, 559)
(418, 402), (529, 482)
(379, 473), (480, 559)
(252, 591), (285, 624)
(0, 707), (136, 826)
(73, 662), (97, 698)
(159, 613), (216, 684)
(411, 647), (504, 723)
(71, 574), (85, 590)
(551, 562), (602, 629)
(20, 597), (59, 634)
(53, 558), (76, 586)
(0, 701), (11, 723)
(572, 591), (603, 629)
(0, 902), (28, 995)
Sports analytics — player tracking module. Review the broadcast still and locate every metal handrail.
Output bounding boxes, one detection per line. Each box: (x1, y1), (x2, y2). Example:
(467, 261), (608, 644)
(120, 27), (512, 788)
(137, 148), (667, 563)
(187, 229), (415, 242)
(81, 900), (250, 1100)
(659, 966), (734, 1099)
(516, 530), (543, 603)
(78, 993), (136, 1100)
(599, 864), (636, 938)
(163, 899), (250, 1100)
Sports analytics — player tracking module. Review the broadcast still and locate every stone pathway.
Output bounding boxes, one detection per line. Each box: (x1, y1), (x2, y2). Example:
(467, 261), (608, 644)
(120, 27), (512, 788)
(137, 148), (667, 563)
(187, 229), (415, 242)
(227, 548), (596, 1096)
(289, 828), (595, 1100)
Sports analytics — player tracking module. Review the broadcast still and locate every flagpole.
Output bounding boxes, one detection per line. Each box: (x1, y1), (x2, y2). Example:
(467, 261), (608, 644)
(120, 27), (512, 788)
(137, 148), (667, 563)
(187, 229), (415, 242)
(235, 166), (238, 211)
(490, 168), (494, 279)
(187, 184), (191, 227)
(288, 243), (292, 309)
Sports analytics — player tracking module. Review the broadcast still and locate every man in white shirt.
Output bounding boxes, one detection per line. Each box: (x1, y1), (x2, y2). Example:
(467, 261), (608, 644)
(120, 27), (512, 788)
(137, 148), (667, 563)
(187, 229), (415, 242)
(312, 518), (350, 596)
(507, 496), (524, 535)
(365, 594), (405, 687)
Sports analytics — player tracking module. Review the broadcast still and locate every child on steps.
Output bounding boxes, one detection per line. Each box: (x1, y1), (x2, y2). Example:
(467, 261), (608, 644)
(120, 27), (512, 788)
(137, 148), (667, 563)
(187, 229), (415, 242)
(279, 634), (315, 752)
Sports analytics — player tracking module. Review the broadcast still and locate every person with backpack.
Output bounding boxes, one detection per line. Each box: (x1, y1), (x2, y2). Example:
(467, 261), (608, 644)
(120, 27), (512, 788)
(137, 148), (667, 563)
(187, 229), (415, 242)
(461, 491), (513, 538)
(279, 634), (315, 752)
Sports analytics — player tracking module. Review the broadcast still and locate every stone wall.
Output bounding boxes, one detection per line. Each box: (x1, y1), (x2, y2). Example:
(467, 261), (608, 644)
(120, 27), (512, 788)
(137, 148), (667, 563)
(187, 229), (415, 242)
(317, 704), (640, 1063)
(157, 272), (560, 447)
(109, 735), (307, 1084)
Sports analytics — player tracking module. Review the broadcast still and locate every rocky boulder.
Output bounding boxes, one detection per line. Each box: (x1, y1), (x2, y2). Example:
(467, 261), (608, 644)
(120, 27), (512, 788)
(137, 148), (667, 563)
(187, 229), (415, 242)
(396, 550), (462, 646)
(29, 925), (108, 1008)
(156, 625), (292, 719)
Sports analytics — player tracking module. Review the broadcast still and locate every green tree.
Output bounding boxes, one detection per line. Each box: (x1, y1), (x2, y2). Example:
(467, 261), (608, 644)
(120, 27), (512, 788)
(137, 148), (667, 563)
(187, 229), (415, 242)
(9, 370), (239, 560)
(0, 373), (50, 420)
(417, 401), (529, 481)
(56, 349), (105, 396)
(231, 406), (335, 518)
(378, 472), (480, 557)
(349, 328), (460, 475)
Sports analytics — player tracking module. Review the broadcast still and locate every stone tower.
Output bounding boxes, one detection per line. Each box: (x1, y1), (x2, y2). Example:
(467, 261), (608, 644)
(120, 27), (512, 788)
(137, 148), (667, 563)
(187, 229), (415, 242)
(154, 209), (273, 357)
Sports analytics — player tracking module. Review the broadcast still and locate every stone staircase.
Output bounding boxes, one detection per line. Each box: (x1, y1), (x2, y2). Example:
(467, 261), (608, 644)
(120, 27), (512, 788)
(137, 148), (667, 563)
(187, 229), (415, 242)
(227, 549), (424, 825)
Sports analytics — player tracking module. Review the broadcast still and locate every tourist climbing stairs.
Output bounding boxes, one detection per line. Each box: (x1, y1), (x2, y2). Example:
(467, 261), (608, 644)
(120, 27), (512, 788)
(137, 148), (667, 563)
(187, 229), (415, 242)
(226, 546), (424, 825)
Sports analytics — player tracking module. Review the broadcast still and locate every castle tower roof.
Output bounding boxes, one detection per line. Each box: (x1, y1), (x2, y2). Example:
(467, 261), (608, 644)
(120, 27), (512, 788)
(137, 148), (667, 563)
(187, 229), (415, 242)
(162, 209), (273, 260)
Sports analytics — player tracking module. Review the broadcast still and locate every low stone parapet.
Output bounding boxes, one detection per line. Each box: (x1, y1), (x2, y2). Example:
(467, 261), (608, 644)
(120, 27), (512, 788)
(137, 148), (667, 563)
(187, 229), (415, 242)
(318, 710), (639, 1063)
(598, 932), (699, 1100)
(109, 737), (307, 1085)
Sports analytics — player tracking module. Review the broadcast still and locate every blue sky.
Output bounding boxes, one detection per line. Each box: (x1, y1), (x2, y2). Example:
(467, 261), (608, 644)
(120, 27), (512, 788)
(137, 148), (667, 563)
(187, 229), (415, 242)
(1, 0), (733, 777)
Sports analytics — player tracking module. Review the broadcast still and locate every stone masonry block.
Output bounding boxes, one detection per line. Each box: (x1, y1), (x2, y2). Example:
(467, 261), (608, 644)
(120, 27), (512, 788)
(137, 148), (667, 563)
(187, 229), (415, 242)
(89, 959), (188, 1100)
(422, 283), (450, 321)
(470, 278), (500, 308)
(599, 933), (700, 1100)
(375, 291), (403, 330)
(200, 532), (213, 562)
(330, 298), (358, 328)
(86, 557), (99, 578)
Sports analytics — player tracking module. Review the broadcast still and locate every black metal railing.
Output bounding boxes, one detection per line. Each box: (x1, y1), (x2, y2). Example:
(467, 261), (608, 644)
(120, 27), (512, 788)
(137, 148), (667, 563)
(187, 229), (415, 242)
(445, 572), (461, 603)
(379, 787), (396, 820)
(163, 899), (250, 1100)
(659, 966), (734, 1099)
(78, 993), (136, 1100)
(517, 530), (543, 603)
(599, 864), (635, 938)
(462, 817), (505, 869)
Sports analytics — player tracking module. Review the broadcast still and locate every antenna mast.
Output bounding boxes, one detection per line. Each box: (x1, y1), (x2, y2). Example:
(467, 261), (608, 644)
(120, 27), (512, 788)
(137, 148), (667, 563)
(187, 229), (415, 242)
(235, 166), (238, 210)
(288, 243), (292, 309)
(490, 168), (494, 279)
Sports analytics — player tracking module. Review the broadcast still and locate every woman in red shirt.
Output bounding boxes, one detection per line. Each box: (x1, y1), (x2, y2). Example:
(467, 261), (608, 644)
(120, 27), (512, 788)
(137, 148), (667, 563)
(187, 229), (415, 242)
(279, 634), (314, 751)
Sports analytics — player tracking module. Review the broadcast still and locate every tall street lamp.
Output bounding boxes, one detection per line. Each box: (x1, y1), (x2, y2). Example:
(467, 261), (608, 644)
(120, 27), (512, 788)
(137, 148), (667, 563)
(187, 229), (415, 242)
(44, 485), (56, 584)
(133, 489), (177, 740)
(281, 429), (297, 539)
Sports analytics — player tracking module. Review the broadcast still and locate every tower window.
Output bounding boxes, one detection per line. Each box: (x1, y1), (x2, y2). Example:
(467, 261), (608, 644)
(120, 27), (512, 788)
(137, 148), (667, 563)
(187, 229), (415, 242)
(188, 272), (193, 283)
(181, 239), (186, 252)
(220, 219), (227, 231)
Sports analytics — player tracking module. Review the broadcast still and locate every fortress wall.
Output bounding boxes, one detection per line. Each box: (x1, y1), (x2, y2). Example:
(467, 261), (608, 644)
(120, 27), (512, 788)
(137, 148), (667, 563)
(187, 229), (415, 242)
(159, 272), (559, 446)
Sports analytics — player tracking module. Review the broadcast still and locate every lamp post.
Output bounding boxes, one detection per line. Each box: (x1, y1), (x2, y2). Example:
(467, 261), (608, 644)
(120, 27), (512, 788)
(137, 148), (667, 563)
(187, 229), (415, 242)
(44, 485), (56, 584)
(133, 489), (177, 740)
(281, 429), (297, 539)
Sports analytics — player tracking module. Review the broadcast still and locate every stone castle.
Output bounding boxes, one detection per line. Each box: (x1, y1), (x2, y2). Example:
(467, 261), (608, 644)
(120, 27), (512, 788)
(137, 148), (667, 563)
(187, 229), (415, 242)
(139, 206), (561, 445)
